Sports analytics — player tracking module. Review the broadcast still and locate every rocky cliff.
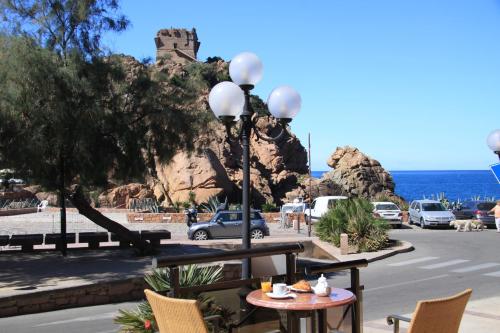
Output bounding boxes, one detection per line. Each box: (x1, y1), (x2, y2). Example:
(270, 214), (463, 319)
(116, 56), (309, 207)
(151, 114), (308, 206)
(284, 146), (400, 202)
(95, 57), (400, 208)
(323, 146), (396, 198)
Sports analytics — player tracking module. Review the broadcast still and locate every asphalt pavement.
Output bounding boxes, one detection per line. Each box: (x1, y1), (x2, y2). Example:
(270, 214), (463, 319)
(2, 227), (500, 332)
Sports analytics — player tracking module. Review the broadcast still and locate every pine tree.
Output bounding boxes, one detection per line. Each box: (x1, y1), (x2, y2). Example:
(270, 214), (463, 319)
(0, 1), (203, 254)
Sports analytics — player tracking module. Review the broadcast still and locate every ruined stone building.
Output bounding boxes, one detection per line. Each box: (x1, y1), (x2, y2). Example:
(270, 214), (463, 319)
(154, 28), (200, 64)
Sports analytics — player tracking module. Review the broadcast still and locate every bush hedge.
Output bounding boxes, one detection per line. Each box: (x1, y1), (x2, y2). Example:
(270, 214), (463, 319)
(315, 198), (389, 252)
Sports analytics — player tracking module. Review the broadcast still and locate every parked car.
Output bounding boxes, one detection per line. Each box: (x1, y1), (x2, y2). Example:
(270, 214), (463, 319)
(372, 201), (403, 228)
(281, 198), (308, 214)
(280, 199), (309, 226)
(305, 196), (348, 223)
(408, 200), (455, 228)
(452, 200), (496, 228)
(188, 210), (270, 240)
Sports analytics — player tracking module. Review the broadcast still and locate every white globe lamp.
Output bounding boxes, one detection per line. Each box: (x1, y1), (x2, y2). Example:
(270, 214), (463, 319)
(267, 85), (302, 120)
(487, 129), (500, 160)
(208, 81), (245, 122)
(229, 52), (263, 86)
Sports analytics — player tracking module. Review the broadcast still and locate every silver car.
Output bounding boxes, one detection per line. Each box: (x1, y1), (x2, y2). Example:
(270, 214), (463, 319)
(409, 200), (455, 228)
(188, 210), (270, 240)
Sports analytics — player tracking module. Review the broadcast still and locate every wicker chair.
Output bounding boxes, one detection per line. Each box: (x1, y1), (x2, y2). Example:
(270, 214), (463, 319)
(387, 289), (472, 333)
(144, 289), (222, 333)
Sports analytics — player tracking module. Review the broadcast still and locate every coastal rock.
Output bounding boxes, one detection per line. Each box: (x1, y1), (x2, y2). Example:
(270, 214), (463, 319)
(154, 149), (234, 204)
(35, 192), (59, 206)
(98, 56), (394, 207)
(22, 186), (58, 206)
(151, 116), (308, 205)
(322, 146), (396, 198)
(0, 188), (36, 201)
(284, 176), (345, 202)
(144, 58), (308, 206)
(98, 183), (154, 208)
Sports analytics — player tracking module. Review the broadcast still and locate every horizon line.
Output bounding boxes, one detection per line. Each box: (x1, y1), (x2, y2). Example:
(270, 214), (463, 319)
(312, 169), (492, 172)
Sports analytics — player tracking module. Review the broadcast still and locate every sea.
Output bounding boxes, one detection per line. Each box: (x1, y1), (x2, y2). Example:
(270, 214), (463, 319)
(311, 170), (500, 203)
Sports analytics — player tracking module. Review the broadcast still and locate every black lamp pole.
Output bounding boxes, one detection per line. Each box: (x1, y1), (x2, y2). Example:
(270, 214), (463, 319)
(221, 84), (290, 280)
(210, 54), (300, 280)
(240, 84), (253, 279)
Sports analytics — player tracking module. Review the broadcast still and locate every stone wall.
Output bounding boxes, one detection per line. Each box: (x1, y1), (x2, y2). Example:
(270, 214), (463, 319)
(0, 207), (37, 216)
(0, 277), (146, 318)
(0, 263), (242, 318)
(126, 212), (286, 224)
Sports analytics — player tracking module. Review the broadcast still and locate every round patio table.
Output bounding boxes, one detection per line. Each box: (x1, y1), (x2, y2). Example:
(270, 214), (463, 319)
(246, 288), (356, 333)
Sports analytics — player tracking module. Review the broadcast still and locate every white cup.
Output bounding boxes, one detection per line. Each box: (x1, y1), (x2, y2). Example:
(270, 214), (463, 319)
(272, 283), (288, 295)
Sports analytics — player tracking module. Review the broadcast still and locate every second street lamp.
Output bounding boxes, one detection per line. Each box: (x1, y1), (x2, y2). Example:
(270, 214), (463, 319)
(208, 52), (301, 279)
(487, 129), (500, 161)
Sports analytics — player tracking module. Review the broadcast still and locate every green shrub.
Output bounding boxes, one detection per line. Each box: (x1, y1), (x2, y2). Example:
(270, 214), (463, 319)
(172, 201), (182, 213)
(228, 203), (241, 210)
(201, 195), (226, 213)
(261, 201), (278, 212)
(115, 264), (234, 333)
(188, 191), (197, 205)
(315, 198), (389, 252)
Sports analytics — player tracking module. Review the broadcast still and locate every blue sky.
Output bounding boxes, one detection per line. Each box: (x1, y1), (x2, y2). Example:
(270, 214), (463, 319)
(105, 0), (500, 171)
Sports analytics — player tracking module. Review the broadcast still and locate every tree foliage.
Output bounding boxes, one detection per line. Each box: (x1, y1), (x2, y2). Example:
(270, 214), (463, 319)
(0, 0), (209, 253)
(0, 1), (205, 189)
(0, 0), (128, 60)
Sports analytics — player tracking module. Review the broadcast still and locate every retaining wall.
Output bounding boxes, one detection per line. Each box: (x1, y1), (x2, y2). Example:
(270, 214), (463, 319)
(0, 207), (37, 217)
(0, 262), (241, 318)
(126, 212), (306, 224)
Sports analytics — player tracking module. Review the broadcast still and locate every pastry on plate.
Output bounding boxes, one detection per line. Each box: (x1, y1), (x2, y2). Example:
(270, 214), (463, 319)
(292, 280), (312, 292)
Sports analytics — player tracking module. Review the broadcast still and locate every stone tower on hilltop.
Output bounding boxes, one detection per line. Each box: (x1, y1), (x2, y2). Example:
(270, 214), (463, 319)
(154, 28), (200, 64)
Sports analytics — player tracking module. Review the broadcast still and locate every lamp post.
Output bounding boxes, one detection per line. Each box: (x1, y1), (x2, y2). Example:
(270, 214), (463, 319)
(487, 129), (500, 161)
(208, 52), (301, 279)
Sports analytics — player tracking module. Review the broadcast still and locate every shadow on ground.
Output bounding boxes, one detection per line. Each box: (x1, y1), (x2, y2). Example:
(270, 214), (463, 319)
(0, 245), (226, 296)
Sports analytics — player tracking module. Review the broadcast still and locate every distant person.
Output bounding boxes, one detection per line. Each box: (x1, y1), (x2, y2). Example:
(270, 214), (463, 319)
(489, 201), (500, 232)
(184, 205), (198, 227)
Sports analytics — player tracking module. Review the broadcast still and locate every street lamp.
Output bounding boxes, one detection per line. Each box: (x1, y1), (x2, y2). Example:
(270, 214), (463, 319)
(487, 129), (500, 161)
(208, 52), (301, 279)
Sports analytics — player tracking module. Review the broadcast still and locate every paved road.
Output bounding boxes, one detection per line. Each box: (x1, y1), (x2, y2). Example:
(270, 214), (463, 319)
(2, 227), (500, 332)
(359, 227), (500, 321)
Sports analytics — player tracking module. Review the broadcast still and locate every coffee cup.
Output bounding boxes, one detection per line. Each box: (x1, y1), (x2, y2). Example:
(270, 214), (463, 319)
(272, 283), (288, 295)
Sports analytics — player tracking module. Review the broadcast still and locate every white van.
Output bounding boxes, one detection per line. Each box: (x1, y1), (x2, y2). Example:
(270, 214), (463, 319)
(305, 196), (348, 223)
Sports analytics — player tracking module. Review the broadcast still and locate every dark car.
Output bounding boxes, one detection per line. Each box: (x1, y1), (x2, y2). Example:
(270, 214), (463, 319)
(452, 201), (496, 228)
(187, 210), (270, 240)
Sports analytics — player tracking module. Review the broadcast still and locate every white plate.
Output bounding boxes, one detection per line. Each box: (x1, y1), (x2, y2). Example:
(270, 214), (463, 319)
(266, 292), (297, 299)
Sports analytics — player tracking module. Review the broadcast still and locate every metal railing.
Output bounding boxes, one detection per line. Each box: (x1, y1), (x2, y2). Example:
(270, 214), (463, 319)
(128, 198), (159, 213)
(153, 244), (368, 333)
(0, 198), (40, 209)
(154, 243), (304, 297)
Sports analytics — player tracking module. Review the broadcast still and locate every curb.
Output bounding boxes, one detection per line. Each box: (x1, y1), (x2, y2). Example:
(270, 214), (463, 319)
(366, 240), (414, 263)
(311, 238), (414, 264)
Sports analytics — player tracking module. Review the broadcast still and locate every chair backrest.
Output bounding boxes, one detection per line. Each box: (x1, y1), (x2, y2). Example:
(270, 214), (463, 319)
(408, 289), (472, 333)
(144, 289), (209, 333)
